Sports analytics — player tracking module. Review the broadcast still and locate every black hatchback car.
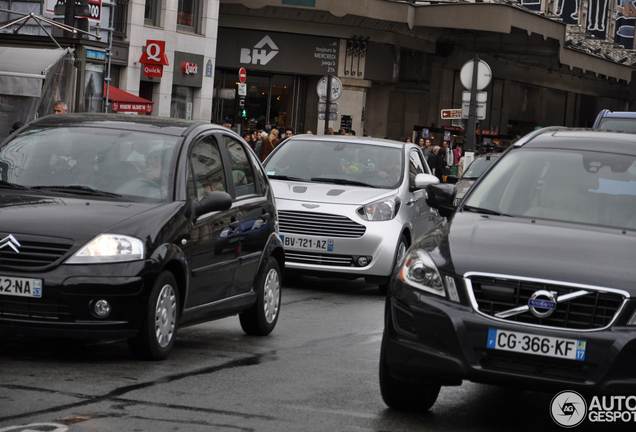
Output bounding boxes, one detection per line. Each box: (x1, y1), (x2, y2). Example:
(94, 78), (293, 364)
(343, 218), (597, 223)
(380, 127), (636, 411)
(0, 113), (284, 360)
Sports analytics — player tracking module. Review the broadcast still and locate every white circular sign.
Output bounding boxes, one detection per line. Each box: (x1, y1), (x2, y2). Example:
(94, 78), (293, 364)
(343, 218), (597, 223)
(460, 59), (492, 91)
(316, 75), (342, 102)
(550, 390), (587, 428)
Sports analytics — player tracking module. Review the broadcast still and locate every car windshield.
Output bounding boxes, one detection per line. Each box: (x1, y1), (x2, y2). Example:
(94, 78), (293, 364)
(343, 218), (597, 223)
(597, 118), (636, 133)
(462, 154), (498, 179)
(464, 148), (636, 230)
(263, 139), (403, 188)
(0, 126), (180, 201)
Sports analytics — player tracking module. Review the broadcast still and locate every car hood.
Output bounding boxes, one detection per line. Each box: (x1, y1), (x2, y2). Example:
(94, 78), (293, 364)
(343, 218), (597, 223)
(437, 211), (636, 292)
(270, 180), (396, 205)
(0, 192), (164, 242)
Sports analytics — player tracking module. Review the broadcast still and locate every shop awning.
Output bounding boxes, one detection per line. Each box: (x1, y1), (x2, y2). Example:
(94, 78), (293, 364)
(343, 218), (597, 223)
(0, 47), (73, 97)
(105, 84), (154, 114)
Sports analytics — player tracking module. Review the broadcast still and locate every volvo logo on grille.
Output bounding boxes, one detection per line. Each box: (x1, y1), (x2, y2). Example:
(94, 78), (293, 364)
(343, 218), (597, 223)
(0, 234), (21, 253)
(528, 290), (558, 318)
(302, 204), (320, 209)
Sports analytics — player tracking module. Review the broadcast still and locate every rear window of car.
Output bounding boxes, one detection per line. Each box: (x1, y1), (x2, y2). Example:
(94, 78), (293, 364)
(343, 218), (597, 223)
(597, 118), (636, 133)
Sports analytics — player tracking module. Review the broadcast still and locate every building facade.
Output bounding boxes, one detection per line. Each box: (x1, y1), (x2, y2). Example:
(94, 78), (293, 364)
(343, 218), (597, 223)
(1, 0), (635, 144)
(215, 0), (636, 145)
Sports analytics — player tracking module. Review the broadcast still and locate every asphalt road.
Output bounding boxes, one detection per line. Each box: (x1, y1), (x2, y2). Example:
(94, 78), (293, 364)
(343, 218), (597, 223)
(0, 276), (627, 432)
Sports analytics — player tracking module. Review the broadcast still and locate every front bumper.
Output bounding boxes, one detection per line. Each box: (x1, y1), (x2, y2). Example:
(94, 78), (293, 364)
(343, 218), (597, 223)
(278, 205), (404, 279)
(384, 281), (636, 395)
(0, 260), (162, 339)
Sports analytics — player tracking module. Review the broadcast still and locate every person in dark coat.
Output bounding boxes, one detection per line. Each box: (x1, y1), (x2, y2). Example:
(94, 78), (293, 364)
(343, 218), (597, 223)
(434, 146), (449, 182)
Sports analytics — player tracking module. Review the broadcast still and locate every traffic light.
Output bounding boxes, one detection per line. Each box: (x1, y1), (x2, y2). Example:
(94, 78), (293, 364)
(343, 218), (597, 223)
(241, 109), (247, 118)
(239, 98), (245, 108)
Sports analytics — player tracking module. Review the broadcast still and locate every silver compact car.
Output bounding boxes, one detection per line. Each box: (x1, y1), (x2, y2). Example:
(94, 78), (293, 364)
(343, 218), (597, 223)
(263, 135), (440, 293)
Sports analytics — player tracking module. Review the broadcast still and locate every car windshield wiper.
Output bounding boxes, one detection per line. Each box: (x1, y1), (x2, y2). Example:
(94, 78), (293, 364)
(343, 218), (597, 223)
(463, 205), (505, 216)
(267, 174), (308, 182)
(0, 180), (30, 190)
(31, 185), (122, 198)
(310, 177), (378, 188)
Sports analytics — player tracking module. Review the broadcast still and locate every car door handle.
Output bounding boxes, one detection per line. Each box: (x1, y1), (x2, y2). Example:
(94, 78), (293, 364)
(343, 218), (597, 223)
(406, 199), (418, 206)
(261, 212), (270, 220)
(230, 220), (240, 228)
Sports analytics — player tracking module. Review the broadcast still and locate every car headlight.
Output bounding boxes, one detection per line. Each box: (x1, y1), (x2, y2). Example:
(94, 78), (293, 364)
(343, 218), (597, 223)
(358, 195), (401, 221)
(66, 234), (145, 264)
(398, 249), (445, 297)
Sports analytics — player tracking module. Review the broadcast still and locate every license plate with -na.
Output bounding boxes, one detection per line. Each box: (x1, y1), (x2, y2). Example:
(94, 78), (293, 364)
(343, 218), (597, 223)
(0, 275), (42, 298)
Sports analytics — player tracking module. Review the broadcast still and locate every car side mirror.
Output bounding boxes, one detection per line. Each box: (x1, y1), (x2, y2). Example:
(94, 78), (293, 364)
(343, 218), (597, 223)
(192, 191), (233, 219)
(425, 183), (457, 218)
(413, 173), (440, 190)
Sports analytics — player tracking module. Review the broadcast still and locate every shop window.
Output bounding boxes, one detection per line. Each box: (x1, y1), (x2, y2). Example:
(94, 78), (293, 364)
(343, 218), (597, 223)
(144, 0), (161, 27)
(177, 0), (202, 33)
(170, 86), (194, 119)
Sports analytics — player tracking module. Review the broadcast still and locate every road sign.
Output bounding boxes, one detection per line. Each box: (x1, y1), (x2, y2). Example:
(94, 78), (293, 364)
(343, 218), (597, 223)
(239, 67), (247, 83)
(441, 109), (463, 119)
(462, 91), (487, 103)
(318, 112), (338, 121)
(238, 83), (247, 96)
(316, 75), (342, 102)
(462, 103), (486, 120)
(460, 59), (492, 90)
(318, 102), (338, 113)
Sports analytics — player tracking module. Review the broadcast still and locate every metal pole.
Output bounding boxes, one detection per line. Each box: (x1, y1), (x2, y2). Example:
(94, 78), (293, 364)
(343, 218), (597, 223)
(466, 55), (479, 153)
(324, 74), (332, 135)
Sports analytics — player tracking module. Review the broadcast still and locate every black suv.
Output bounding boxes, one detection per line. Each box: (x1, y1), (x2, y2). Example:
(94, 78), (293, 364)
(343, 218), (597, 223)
(0, 114), (284, 360)
(381, 127), (636, 411)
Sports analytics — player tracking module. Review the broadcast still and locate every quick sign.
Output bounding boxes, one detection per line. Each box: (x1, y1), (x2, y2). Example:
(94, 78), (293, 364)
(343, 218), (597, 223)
(182, 62), (198, 75)
(143, 65), (163, 78)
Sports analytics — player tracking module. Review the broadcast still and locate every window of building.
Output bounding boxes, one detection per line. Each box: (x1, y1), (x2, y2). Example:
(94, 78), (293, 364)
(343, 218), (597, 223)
(177, 0), (202, 33)
(144, 0), (161, 27)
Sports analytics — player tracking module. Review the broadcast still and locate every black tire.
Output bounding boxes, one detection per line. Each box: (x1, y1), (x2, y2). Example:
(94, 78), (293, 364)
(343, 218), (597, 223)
(379, 234), (408, 295)
(128, 271), (179, 360)
(240, 257), (281, 336)
(379, 334), (440, 412)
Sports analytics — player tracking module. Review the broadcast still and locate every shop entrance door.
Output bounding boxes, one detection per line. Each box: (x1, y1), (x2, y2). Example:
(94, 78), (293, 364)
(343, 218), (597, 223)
(213, 70), (307, 135)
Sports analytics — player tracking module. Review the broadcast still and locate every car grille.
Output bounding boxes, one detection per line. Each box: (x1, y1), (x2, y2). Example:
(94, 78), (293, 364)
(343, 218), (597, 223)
(278, 210), (366, 238)
(0, 296), (75, 322)
(0, 234), (73, 271)
(285, 251), (354, 267)
(474, 349), (597, 382)
(468, 274), (626, 330)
